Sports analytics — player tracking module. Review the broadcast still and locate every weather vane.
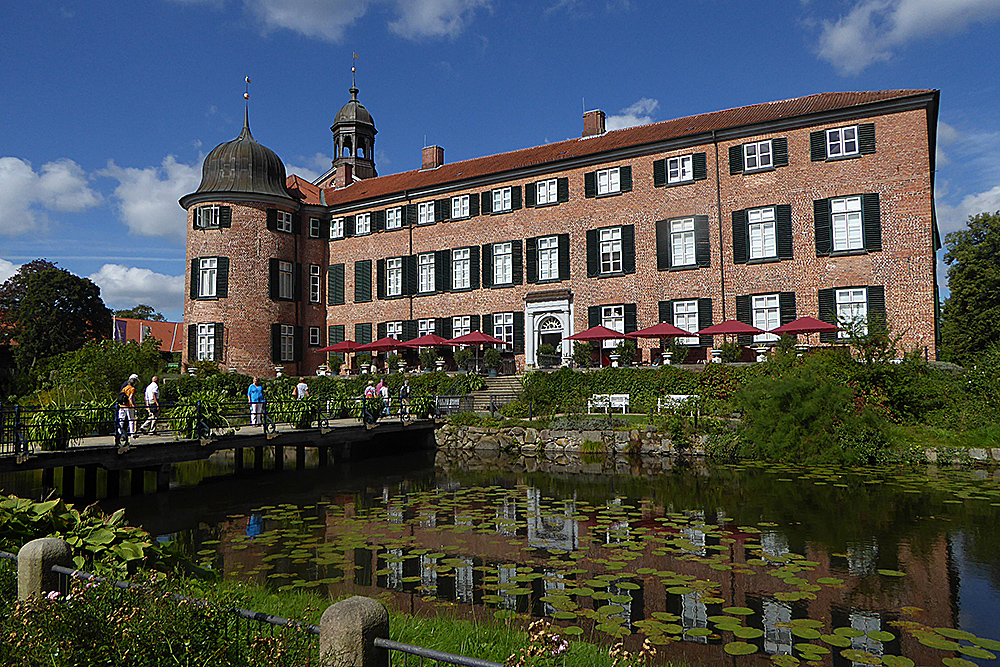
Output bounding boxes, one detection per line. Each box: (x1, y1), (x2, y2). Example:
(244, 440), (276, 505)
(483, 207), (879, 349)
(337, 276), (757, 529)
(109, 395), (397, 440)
(352, 52), (359, 88)
(244, 76), (251, 102)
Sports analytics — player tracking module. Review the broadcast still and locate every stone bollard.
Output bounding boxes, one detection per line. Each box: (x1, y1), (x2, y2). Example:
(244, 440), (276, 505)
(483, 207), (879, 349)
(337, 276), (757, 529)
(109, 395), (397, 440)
(18, 537), (73, 600)
(320, 596), (389, 667)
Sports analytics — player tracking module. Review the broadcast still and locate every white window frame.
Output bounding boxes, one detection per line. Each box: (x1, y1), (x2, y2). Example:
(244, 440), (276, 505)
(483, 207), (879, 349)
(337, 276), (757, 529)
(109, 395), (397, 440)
(538, 236), (559, 281)
(601, 305), (624, 349)
(195, 205), (220, 229)
(599, 227), (623, 274)
(667, 155), (693, 184)
(452, 248), (470, 290)
(837, 287), (868, 338)
(196, 323), (215, 361)
(277, 210), (293, 233)
(330, 218), (344, 239)
(355, 212), (371, 235)
(308, 217), (320, 238)
(744, 140), (773, 171)
(418, 202), (435, 225)
(387, 257), (403, 297)
(452, 316), (471, 338)
(278, 260), (293, 300)
(198, 257), (217, 298)
(670, 217), (696, 267)
(451, 195), (470, 219)
(492, 187), (512, 212)
(386, 321), (403, 340)
(280, 324), (294, 362)
(493, 242), (512, 285)
(752, 294), (780, 343)
(386, 207), (402, 230)
(827, 126), (859, 158)
(831, 196), (863, 251)
(597, 167), (621, 195)
(418, 253), (435, 293)
(494, 312), (514, 351)
(748, 207), (777, 260)
(536, 179), (558, 205)
(309, 327), (320, 346)
(309, 264), (321, 303)
(418, 319), (435, 337)
(673, 300), (700, 346)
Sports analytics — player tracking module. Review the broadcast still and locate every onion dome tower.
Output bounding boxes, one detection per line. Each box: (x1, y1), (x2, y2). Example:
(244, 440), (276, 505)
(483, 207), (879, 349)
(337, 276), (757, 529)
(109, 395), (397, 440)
(331, 82), (378, 180)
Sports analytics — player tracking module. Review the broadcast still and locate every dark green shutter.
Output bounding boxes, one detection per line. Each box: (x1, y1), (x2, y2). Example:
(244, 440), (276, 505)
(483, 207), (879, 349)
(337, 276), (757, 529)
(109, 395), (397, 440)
(525, 237), (538, 283)
(213, 324), (224, 363)
(779, 292), (796, 326)
(655, 220), (671, 271)
(624, 304), (637, 334)
(220, 206), (231, 227)
(557, 178), (569, 202)
(266, 208), (277, 231)
(469, 246), (481, 289)
(480, 192), (492, 215)
(622, 225), (635, 274)
(695, 215), (711, 267)
(810, 131), (827, 161)
(345, 215), (355, 237)
(436, 250), (450, 292)
(524, 182), (536, 208)
(776, 205), (793, 260)
(373, 209), (386, 232)
(190, 258), (199, 299)
(376, 258), (386, 300)
(818, 288), (837, 343)
(187, 324), (197, 362)
(658, 301), (671, 323)
(619, 166), (632, 193)
(216, 256), (229, 298)
(558, 234), (570, 280)
(511, 186), (522, 211)
(293, 263), (303, 302)
(735, 295), (752, 346)
(404, 204), (416, 227)
(268, 258), (279, 300)
(588, 306), (600, 329)
(586, 229), (599, 276)
(434, 199), (448, 222)
(729, 145), (744, 174)
(377, 322), (387, 340)
(469, 194), (480, 217)
(355, 323), (372, 345)
(772, 138), (789, 167)
(469, 314), (480, 332)
(403, 320), (417, 341)
(328, 264), (345, 305)
(481, 243), (493, 288)
(862, 193), (882, 251)
(292, 213), (302, 235)
(698, 298), (714, 347)
(814, 198), (832, 255)
(437, 318), (452, 338)
(355, 260), (371, 303)
(867, 285), (886, 329)
(652, 159), (666, 187)
(293, 326), (302, 361)
(329, 324), (344, 346)
(858, 123), (876, 155)
(271, 324), (281, 363)
(481, 314), (493, 338)
(405, 255), (417, 295)
(513, 312), (525, 354)
(692, 153), (708, 181)
(732, 210), (748, 264)
(584, 172), (596, 198)
(512, 240), (523, 285)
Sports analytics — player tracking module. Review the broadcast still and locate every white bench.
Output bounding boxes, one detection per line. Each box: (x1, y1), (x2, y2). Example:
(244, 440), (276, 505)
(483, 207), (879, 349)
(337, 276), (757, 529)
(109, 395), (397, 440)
(587, 394), (630, 414)
(658, 394), (700, 417)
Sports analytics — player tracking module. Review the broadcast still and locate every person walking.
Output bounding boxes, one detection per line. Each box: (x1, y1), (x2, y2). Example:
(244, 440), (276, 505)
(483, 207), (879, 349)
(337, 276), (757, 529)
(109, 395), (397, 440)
(379, 379), (391, 418)
(398, 379), (411, 420)
(292, 377), (309, 399)
(140, 376), (160, 434)
(363, 380), (377, 426)
(118, 374), (139, 439)
(248, 377), (265, 426)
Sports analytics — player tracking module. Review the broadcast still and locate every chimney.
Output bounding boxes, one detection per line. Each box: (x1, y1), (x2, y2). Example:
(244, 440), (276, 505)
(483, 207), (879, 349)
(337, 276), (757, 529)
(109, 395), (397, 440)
(333, 163), (352, 189)
(422, 145), (445, 170)
(582, 109), (606, 137)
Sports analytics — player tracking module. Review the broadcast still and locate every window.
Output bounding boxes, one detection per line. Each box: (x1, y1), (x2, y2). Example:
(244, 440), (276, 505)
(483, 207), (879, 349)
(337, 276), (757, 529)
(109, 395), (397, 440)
(752, 294), (780, 343)
(195, 205), (220, 229)
(330, 218), (344, 239)
(198, 257), (217, 298)
(831, 196), (863, 251)
(418, 319), (435, 337)
(494, 312), (514, 350)
(670, 218), (696, 267)
(538, 236), (559, 281)
(280, 325), (294, 362)
(197, 323), (215, 361)
(387, 257), (403, 297)
(309, 264), (321, 303)
(667, 156), (693, 184)
(597, 167), (620, 195)
(355, 212), (371, 235)
(601, 305), (624, 349)
(452, 195), (470, 219)
(453, 316), (471, 338)
(309, 327), (320, 346)
(673, 300), (700, 345)
(278, 260), (293, 300)
(452, 248), (470, 290)
(827, 126), (859, 158)
(418, 202), (434, 225)
(536, 179), (558, 205)
(492, 187), (512, 212)
(744, 140), (773, 171)
(386, 207), (402, 230)
(600, 227), (623, 274)
(386, 321), (403, 340)
(308, 217), (320, 238)
(277, 210), (293, 233)
(837, 287), (868, 337)
(493, 242), (513, 285)
(748, 207), (776, 260)
(418, 253), (435, 293)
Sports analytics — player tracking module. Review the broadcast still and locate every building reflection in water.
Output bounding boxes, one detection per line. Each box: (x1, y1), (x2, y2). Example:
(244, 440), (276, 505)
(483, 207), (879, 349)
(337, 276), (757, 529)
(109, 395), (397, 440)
(527, 488), (578, 552)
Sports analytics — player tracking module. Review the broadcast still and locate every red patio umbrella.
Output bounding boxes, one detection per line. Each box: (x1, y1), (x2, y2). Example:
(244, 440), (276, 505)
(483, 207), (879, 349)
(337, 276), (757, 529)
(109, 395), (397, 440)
(404, 333), (457, 348)
(357, 337), (410, 352)
(565, 325), (625, 342)
(696, 320), (766, 336)
(448, 331), (506, 346)
(626, 322), (692, 339)
(317, 339), (363, 353)
(770, 316), (838, 335)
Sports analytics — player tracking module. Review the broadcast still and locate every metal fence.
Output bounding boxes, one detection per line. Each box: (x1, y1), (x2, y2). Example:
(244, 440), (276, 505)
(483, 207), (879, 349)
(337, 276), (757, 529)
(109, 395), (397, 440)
(375, 638), (504, 667)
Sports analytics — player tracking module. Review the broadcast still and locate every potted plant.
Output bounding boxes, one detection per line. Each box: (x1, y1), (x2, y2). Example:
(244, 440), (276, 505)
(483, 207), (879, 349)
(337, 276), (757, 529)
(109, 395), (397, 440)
(614, 339), (638, 366)
(419, 348), (439, 372)
(484, 348), (502, 377)
(572, 341), (593, 368)
(386, 353), (401, 373)
(356, 353), (372, 373)
(536, 343), (557, 368)
(454, 347), (473, 373)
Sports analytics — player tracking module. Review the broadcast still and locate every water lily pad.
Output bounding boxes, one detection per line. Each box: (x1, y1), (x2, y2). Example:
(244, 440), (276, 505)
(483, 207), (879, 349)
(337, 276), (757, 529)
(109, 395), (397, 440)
(733, 627), (764, 639)
(685, 628), (712, 637)
(959, 646), (996, 660)
(840, 649), (881, 665)
(867, 630), (895, 642)
(973, 638), (1000, 651)
(877, 569), (906, 577)
(796, 644), (830, 656)
(723, 606), (755, 616)
(834, 627), (866, 638)
(667, 586), (693, 595)
(881, 656), (914, 667)
(817, 577), (844, 586)
(771, 654), (800, 667)
(563, 626), (583, 636)
(725, 642), (758, 655)
(552, 611), (577, 621)
(942, 659), (978, 667)
(917, 635), (961, 651)
(936, 628), (978, 642)
(821, 634), (852, 647)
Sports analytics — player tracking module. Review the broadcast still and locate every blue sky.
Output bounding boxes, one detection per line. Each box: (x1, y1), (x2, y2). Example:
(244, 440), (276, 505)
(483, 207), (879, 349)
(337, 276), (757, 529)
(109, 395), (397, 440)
(2, 0), (999, 322)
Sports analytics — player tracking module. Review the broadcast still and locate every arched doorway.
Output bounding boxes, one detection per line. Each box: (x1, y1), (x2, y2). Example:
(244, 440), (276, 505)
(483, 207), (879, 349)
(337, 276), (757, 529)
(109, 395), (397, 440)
(537, 315), (562, 365)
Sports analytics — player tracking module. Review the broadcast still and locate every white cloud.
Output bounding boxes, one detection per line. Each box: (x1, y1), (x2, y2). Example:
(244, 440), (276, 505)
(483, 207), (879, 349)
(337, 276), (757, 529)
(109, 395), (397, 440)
(0, 157), (102, 234)
(0, 258), (19, 284)
(100, 155), (202, 243)
(605, 98), (659, 131)
(88, 264), (185, 315)
(938, 184), (1000, 237)
(816, 0), (1000, 75)
(286, 152), (331, 183)
(388, 0), (491, 40)
(936, 120), (960, 165)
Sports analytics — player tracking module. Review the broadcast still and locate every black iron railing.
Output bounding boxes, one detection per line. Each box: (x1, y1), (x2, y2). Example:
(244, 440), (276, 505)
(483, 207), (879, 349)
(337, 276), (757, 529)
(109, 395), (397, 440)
(375, 638), (504, 667)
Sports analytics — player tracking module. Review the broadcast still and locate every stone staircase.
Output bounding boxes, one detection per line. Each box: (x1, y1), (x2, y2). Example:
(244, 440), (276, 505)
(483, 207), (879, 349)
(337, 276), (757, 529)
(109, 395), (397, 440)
(470, 375), (523, 412)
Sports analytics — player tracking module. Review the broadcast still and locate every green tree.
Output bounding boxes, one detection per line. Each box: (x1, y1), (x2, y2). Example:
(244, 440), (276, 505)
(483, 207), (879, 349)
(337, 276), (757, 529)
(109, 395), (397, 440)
(50, 337), (164, 401)
(941, 211), (1000, 364)
(114, 304), (165, 321)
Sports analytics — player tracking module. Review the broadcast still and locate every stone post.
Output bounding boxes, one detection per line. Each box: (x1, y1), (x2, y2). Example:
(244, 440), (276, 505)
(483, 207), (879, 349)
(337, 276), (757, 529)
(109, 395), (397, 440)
(320, 596), (389, 667)
(18, 537), (72, 600)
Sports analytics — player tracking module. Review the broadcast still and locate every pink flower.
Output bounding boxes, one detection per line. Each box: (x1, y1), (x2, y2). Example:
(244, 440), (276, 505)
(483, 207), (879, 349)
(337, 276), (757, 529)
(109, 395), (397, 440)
(46, 590), (60, 600)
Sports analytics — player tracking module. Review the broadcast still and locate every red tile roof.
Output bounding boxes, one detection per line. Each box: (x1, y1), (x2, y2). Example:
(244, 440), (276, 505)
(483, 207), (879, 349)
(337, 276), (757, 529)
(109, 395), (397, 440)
(286, 174), (323, 206)
(114, 318), (185, 353)
(293, 90), (931, 208)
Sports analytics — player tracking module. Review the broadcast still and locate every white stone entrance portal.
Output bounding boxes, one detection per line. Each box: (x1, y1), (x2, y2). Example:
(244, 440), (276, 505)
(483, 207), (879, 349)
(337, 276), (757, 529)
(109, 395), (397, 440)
(525, 292), (573, 368)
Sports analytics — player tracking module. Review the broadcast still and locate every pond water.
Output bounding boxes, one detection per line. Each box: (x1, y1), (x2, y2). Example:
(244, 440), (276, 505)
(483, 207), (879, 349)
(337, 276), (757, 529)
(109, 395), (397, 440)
(29, 450), (1000, 665)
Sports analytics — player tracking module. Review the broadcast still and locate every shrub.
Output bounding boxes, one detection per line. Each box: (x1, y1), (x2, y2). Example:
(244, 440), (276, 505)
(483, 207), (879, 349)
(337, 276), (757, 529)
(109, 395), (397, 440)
(614, 339), (637, 365)
(719, 340), (741, 362)
(419, 348), (439, 369)
(536, 343), (557, 367)
(484, 347), (502, 370)
(454, 348), (474, 370)
(572, 342), (593, 368)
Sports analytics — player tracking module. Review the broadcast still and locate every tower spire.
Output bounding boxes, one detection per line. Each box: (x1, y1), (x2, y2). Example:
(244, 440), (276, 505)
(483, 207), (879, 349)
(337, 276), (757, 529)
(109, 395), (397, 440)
(351, 52), (358, 94)
(241, 76), (252, 138)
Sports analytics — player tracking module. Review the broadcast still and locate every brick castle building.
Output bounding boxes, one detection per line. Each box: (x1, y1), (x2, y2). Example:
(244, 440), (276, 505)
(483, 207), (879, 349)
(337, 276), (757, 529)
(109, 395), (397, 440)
(181, 87), (940, 377)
